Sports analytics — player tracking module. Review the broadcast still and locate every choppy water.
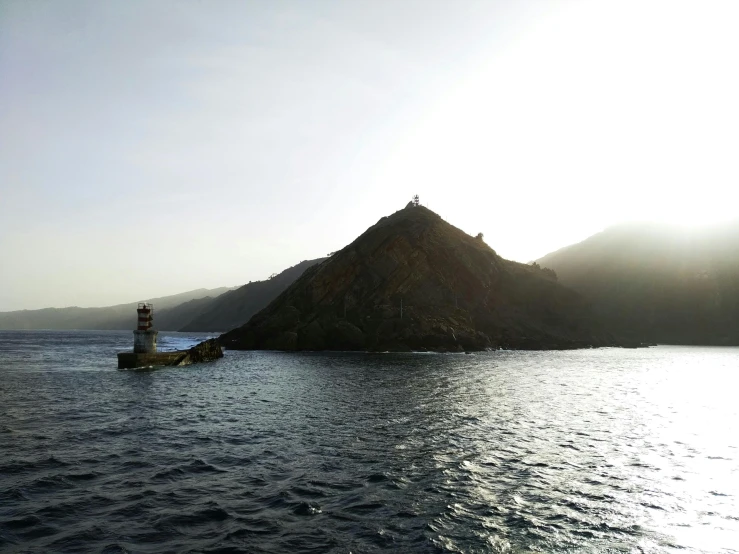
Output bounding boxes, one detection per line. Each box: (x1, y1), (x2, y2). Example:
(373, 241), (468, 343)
(1, 331), (737, 553)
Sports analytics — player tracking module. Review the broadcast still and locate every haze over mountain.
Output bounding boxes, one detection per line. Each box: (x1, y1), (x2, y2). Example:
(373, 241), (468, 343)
(221, 204), (618, 352)
(0, 259), (325, 333)
(537, 222), (739, 345)
(0, 288), (232, 331)
(180, 259), (325, 332)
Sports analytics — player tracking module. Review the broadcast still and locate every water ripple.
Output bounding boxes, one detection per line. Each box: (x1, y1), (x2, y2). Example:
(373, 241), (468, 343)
(1, 331), (738, 552)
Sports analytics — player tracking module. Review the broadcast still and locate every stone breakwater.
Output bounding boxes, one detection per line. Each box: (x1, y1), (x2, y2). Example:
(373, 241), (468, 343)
(117, 338), (223, 369)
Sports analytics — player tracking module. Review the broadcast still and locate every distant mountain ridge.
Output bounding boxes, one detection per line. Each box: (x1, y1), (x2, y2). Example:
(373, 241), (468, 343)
(536, 222), (739, 345)
(0, 288), (233, 331)
(180, 259), (326, 332)
(221, 205), (619, 351)
(0, 259), (326, 333)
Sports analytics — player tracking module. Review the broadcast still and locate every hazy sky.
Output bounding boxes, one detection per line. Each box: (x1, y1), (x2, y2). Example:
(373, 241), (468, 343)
(1, 0), (738, 311)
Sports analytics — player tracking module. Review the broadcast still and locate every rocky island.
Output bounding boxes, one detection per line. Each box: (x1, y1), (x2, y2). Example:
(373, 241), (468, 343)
(220, 203), (620, 352)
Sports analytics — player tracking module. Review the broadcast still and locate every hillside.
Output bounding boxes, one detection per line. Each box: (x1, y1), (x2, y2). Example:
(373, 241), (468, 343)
(0, 258), (326, 332)
(536, 222), (739, 345)
(0, 288), (231, 331)
(221, 205), (620, 352)
(180, 259), (326, 332)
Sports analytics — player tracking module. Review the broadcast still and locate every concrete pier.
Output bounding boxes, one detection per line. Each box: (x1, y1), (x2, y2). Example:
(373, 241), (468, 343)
(117, 351), (182, 369)
(117, 338), (224, 370)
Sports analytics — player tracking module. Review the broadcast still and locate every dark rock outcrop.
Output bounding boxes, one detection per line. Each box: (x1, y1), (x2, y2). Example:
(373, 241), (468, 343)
(177, 338), (224, 365)
(220, 206), (618, 352)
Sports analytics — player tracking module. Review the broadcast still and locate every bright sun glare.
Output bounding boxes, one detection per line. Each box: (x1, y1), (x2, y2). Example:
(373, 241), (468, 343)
(374, 0), (738, 243)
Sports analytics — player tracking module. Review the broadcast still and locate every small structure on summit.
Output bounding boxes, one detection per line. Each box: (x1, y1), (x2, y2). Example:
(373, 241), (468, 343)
(406, 195), (421, 209)
(117, 303), (223, 370)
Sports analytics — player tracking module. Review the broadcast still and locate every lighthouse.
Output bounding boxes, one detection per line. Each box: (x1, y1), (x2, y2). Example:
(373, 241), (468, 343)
(118, 302), (223, 369)
(133, 302), (157, 353)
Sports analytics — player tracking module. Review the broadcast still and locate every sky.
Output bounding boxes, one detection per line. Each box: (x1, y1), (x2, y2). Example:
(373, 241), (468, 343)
(1, 0), (738, 311)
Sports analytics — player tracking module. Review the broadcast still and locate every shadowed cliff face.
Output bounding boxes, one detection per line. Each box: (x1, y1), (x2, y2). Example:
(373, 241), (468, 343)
(221, 206), (617, 351)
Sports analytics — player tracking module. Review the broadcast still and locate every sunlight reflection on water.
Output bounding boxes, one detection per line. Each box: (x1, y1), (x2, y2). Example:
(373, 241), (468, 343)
(0, 333), (737, 553)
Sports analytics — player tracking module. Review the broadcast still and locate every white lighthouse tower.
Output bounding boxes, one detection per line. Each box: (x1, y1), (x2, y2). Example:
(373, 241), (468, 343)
(133, 302), (157, 353)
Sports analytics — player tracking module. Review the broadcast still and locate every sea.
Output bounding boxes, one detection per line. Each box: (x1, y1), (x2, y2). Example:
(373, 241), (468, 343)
(0, 330), (737, 553)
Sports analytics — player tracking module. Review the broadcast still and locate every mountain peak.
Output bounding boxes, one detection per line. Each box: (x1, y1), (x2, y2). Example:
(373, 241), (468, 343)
(220, 206), (617, 351)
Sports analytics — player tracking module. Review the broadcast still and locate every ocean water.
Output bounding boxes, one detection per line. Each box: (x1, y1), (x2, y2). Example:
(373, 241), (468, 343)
(1, 331), (737, 553)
